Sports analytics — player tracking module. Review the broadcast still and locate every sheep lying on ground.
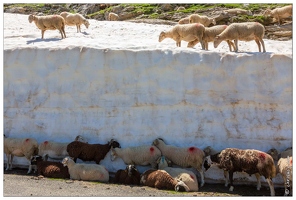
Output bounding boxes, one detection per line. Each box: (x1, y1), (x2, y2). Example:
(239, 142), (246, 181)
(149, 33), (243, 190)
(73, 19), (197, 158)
(140, 169), (190, 192)
(263, 5), (292, 25)
(187, 25), (235, 51)
(114, 165), (141, 185)
(110, 145), (161, 168)
(157, 156), (199, 192)
(28, 14), (66, 39)
(223, 8), (252, 16)
(62, 157), (109, 182)
(204, 148), (276, 196)
(189, 14), (216, 27)
(277, 156), (293, 196)
(178, 17), (189, 24)
(152, 138), (206, 187)
(213, 22), (266, 52)
(67, 139), (121, 164)
(159, 23), (205, 49)
(4, 135), (39, 173)
(38, 135), (87, 161)
(108, 12), (119, 21)
(31, 155), (70, 179)
(60, 12), (90, 33)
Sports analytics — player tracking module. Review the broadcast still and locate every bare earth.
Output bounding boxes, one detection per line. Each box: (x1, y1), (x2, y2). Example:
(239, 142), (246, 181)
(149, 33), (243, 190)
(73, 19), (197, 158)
(3, 168), (286, 197)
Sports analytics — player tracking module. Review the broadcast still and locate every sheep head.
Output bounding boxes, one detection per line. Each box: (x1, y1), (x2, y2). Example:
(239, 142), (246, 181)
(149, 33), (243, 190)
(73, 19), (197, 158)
(108, 139), (121, 149)
(267, 148), (279, 161)
(110, 147), (118, 161)
(158, 32), (167, 42)
(62, 156), (73, 166)
(126, 165), (138, 177)
(31, 155), (43, 165)
(84, 20), (90, 28)
(28, 14), (35, 23)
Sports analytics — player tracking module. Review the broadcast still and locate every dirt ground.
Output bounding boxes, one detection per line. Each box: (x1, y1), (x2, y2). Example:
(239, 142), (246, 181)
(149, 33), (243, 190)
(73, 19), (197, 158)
(3, 167), (287, 197)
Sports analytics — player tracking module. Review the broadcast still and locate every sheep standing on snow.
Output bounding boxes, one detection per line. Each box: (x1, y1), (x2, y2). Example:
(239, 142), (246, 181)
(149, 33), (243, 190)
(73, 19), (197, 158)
(158, 23), (205, 49)
(189, 13), (216, 27)
(108, 12), (119, 21)
(67, 139), (121, 164)
(152, 138), (206, 187)
(60, 12), (90, 33)
(187, 25), (235, 51)
(28, 14), (66, 39)
(140, 169), (190, 192)
(213, 22), (266, 52)
(204, 148), (276, 196)
(38, 135), (87, 161)
(110, 145), (161, 169)
(4, 135), (39, 173)
(113, 164), (141, 185)
(31, 155), (70, 179)
(157, 156), (199, 192)
(263, 5), (292, 25)
(62, 157), (109, 182)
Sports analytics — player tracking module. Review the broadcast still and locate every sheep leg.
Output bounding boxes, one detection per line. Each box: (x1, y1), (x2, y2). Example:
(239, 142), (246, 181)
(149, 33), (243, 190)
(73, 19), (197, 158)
(41, 30), (45, 39)
(198, 169), (205, 187)
(255, 173), (261, 190)
(226, 40), (235, 52)
(5, 154), (11, 170)
(266, 178), (275, 196)
(234, 39), (239, 52)
(10, 154), (14, 170)
(259, 38), (266, 53)
(254, 39), (261, 52)
(228, 171), (234, 191)
(223, 170), (229, 187)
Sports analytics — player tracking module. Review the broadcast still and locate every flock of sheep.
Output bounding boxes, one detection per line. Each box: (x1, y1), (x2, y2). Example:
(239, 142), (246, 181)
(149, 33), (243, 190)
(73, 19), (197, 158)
(4, 134), (293, 196)
(27, 5), (292, 53)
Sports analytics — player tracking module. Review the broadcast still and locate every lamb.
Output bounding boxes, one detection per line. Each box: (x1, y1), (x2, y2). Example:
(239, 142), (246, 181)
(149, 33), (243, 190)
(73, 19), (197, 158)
(157, 156), (199, 192)
(67, 139), (121, 164)
(152, 138), (206, 187)
(28, 14), (66, 39)
(113, 165), (141, 185)
(187, 25), (236, 51)
(110, 145), (161, 169)
(188, 13), (216, 27)
(62, 156), (109, 182)
(204, 148), (276, 196)
(38, 135), (87, 161)
(263, 5), (292, 25)
(223, 8), (252, 16)
(108, 12), (119, 21)
(140, 169), (190, 192)
(60, 12), (90, 33)
(4, 135), (39, 174)
(30, 155), (70, 179)
(277, 156), (293, 196)
(158, 23), (205, 49)
(213, 22), (266, 52)
(178, 17), (190, 24)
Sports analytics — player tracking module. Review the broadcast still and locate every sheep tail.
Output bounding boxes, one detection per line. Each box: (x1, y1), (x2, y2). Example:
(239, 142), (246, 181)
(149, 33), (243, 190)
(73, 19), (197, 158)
(175, 180), (190, 192)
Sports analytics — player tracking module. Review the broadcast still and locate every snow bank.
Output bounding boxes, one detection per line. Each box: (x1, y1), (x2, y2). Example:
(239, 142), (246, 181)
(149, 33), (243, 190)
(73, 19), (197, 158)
(3, 13), (292, 186)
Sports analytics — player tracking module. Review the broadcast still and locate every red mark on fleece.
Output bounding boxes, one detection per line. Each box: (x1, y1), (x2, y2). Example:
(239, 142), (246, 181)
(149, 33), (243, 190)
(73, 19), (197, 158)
(290, 158), (293, 165)
(25, 138), (30, 142)
(190, 174), (194, 180)
(44, 141), (49, 145)
(188, 147), (195, 152)
(195, 23), (200, 27)
(150, 147), (155, 154)
(259, 152), (266, 161)
(223, 25), (228, 29)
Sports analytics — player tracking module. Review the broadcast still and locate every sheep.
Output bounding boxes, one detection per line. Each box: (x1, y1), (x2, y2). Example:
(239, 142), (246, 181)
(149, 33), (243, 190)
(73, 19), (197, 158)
(4, 136), (39, 174)
(176, 6), (186, 11)
(158, 23), (205, 49)
(188, 13), (216, 27)
(267, 147), (292, 161)
(113, 165), (141, 185)
(187, 25), (236, 51)
(203, 146), (220, 157)
(204, 148), (276, 196)
(263, 5), (292, 25)
(277, 156), (293, 196)
(223, 8), (252, 16)
(67, 139), (121, 164)
(178, 17), (190, 24)
(60, 12), (90, 33)
(157, 155), (199, 192)
(30, 155), (70, 179)
(38, 135), (87, 161)
(110, 145), (161, 169)
(62, 156), (109, 182)
(152, 138), (206, 187)
(140, 169), (190, 192)
(108, 12), (119, 21)
(213, 22), (266, 53)
(28, 14), (66, 39)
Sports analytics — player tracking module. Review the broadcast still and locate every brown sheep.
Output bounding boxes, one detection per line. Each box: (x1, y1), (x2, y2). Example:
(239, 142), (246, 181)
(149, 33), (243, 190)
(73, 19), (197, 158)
(114, 165), (141, 185)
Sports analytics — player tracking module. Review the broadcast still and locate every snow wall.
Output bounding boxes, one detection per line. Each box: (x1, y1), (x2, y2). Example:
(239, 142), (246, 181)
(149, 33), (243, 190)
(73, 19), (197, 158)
(4, 47), (292, 187)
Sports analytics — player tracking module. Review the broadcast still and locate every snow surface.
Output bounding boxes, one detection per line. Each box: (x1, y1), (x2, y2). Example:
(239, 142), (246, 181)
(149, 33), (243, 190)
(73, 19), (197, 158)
(3, 13), (293, 186)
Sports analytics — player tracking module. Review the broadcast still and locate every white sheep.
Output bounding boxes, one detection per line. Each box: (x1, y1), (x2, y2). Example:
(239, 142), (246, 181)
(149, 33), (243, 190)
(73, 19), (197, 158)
(152, 138), (206, 187)
(187, 25), (236, 51)
(110, 145), (161, 169)
(60, 12), (90, 33)
(178, 17), (190, 24)
(277, 156), (293, 196)
(159, 23), (205, 49)
(108, 12), (119, 21)
(62, 156), (109, 182)
(157, 156), (199, 192)
(189, 13), (216, 27)
(4, 135), (39, 173)
(38, 135), (87, 161)
(176, 6), (186, 11)
(213, 22), (266, 52)
(263, 5), (292, 25)
(223, 8), (252, 16)
(28, 14), (66, 39)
